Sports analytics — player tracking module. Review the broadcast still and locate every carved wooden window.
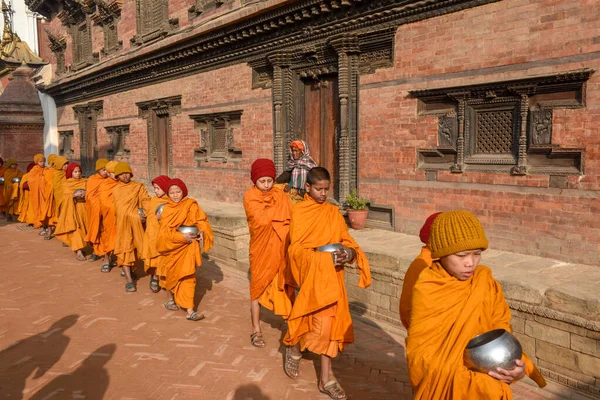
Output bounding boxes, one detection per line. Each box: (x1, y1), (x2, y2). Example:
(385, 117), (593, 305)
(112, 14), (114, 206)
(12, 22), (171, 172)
(188, 0), (224, 19)
(105, 125), (130, 160)
(58, 130), (74, 158)
(131, 0), (178, 46)
(45, 29), (67, 75)
(70, 17), (96, 71)
(91, 0), (123, 56)
(191, 110), (243, 164)
(73, 101), (104, 174)
(410, 70), (592, 177)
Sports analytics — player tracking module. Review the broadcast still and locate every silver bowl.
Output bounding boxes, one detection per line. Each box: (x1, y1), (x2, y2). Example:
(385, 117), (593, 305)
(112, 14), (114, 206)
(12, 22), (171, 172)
(12, 177), (21, 183)
(0, 177), (4, 184)
(138, 208), (146, 219)
(464, 329), (522, 373)
(156, 203), (166, 215)
(178, 225), (199, 235)
(315, 243), (344, 253)
(74, 189), (86, 197)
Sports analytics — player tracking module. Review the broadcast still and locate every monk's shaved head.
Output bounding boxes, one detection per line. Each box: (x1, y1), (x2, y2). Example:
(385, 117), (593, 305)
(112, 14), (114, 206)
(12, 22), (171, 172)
(307, 167), (330, 185)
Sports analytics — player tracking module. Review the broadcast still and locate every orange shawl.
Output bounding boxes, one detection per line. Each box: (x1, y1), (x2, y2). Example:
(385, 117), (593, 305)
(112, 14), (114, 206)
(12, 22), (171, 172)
(113, 181), (150, 266)
(399, 247), (433, 330)
(283, 195), (371, 352)
(0, 166), (5, 209)
(27, 165), (47, 228)
(43, 167), (57, 225)
(141, 195), (169, 272)
(244, 186), (294, 317)
(17, 173), (32, 223)
(54, 178), (88, 251)
(406, 263), (546, 399)
(3, 168), (23, 215)
(98, 178), (119, 254)
(83, 173), (106, 250)
(156, 197), (214, 291)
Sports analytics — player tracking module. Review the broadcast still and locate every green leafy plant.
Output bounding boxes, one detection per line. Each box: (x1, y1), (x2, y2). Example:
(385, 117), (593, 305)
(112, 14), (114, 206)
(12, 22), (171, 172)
(345, 189), (368, 210)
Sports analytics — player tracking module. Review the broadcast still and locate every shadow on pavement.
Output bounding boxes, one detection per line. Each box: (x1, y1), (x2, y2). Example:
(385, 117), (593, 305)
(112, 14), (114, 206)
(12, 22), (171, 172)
(29, 343), (116, 400)
(0, 314), (79, 399)
(194, 256), (224, 310)
(233, 384), (271, 399)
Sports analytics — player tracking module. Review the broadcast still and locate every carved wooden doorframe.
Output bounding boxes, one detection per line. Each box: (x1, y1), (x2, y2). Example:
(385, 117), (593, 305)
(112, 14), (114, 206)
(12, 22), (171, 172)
(73, 100), (103, 175)
(268, 35), (360, 203)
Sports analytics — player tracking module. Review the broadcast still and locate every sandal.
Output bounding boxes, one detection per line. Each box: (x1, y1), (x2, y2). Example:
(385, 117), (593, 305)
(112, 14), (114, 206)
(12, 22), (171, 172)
(101, 264), (111, 273)
(88, 254), (100, 262)
(250, 332), (266, 348)
(76, 253), (86, 261)
(319, 380), (347, 400)
(284, 346), (302, 379)
(186, 311), (205, 321)
(149, 277), (160, 293)
(164, 300), (179, 311)
(125, 282), (136, 293)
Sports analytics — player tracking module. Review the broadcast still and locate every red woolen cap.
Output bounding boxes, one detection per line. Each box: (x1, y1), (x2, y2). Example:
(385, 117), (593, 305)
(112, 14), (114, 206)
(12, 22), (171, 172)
(419, 212), (443, 245)
(151, 175), (171, 193)
(65, 162), (82, 179)
(168, 178), (188, 198)
(250, 158), (276, 184)
(26, 162), (36, 172)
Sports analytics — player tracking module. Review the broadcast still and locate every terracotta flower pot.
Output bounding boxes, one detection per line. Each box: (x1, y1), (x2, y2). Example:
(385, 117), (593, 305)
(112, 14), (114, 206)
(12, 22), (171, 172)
(347, 209), (369, 230)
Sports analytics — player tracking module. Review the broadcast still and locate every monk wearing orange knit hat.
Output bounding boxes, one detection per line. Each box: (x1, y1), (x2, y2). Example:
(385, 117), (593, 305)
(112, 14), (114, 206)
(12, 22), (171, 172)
(2, 158), (23, 222)
(283, 167), (371, 399)
(399, 212), (442, 330)
(98, 160), (120, 273)
(157, 178), (213, 320)
(84, 158), (109, 262)
(17, 162), (37, 225)
(113, 162), (150, 292)
(27, 154), (48, 231)
(243, 159), (295, 348)
(406, 210), (546, 399)
(141, 175), (171, 294)
(44, 155), (68, 240)
(54, 163), (88, 261)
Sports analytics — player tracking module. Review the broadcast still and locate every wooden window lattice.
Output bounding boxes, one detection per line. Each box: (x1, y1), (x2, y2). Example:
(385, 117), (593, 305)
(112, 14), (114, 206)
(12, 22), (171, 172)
(475, 111), (514, 154)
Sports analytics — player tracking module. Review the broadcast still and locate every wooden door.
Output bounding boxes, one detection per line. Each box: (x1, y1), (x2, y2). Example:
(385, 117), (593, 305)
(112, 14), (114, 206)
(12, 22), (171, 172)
(151, 113), (169, 177)
(304, 76), (340, 199)
(83, 115), (96, 175)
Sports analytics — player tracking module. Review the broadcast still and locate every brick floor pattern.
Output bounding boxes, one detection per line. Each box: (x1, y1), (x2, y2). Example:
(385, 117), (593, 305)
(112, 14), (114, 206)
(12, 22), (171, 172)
(0, 221), (563, 399)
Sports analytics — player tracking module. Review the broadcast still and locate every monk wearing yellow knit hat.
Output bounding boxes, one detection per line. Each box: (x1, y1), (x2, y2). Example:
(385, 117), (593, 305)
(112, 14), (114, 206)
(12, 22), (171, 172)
(28, 154), (48, 231)
(41, 154), (58, 235)
(113, 162), (150, 292)
(406, 210), (546, 399)
(2, 158), (23, 222)
(84, 158), (109, 262)
(98, 160), (120, 272)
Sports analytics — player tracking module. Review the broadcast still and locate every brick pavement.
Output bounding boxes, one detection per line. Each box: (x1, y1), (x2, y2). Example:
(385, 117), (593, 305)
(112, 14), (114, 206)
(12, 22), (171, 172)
(0, 220), (567, 400)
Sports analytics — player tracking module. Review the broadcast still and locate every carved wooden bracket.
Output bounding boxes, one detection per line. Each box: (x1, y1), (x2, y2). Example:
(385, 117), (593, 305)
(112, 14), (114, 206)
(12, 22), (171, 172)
(105, 124), (130, 160)
(188, 0), (224, 20)
(45, 29), (67, 75)
(410, 69), (593, 176)
(190, 110), (243, 164)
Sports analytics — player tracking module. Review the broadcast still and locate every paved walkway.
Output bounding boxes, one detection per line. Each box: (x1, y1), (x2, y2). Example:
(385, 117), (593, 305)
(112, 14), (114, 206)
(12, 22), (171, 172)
(0, 220), (566, 399)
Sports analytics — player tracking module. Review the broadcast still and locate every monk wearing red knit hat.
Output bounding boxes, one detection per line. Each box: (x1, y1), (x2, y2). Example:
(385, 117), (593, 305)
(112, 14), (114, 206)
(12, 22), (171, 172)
(243, 158), (295, 348)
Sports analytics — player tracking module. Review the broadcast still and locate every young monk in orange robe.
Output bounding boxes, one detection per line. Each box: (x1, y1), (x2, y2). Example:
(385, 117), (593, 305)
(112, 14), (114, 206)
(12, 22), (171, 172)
(42, 154), (58, 236)
(406, 210), (546, 399)
(243, 159), (294, 348)
(98, 161), (120, 273)
(17, 163), (37, 225)
(27, 154), (47, 230)
(84, 158), (109, 262)
(157, 179), (213, 320)
(113, 162), (150, 292)
(2, 158), (23, 221)
(283, 167), (371, 399)
(54, 163), (88, 261)
(0, 157), (5, 214)
(46, 156), (69, 241)
(141, 175), (170, 294)
(399, 212), (441, 330)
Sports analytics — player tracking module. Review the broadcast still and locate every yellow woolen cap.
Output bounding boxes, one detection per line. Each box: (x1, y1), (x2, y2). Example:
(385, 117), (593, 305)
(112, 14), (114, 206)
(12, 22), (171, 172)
(48, 153), (57, 166)
(33, 154), (45, 163)
(6, 158), (17, 167)
(95, 158), (109, 171)
(429, 210), (489, 259)
(105, 161), (119, 173)
(114, 162), (133, 177)
(54, 156), (69, 170)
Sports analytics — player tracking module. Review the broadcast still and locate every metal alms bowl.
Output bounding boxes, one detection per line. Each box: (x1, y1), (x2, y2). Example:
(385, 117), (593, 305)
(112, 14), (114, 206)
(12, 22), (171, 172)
(12, 177), (21, 183)
(464, 329), (522, 374)
(155, 203), (166, 215)
(0, 177), (4, 184)
(73, 189), (86, 197)
(315, 243), (344, 253)
(178, 225), (199, 235)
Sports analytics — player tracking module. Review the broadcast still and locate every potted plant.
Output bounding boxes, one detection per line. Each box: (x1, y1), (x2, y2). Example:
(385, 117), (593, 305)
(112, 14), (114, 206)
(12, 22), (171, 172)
(345, 189), (369, 230)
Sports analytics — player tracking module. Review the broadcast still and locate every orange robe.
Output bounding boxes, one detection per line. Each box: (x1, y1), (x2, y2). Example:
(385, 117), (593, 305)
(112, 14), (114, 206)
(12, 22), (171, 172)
(84, 174), (106, 255)
(113, 181), (150, 267)
(27, 165), (47, 228)
(3, 168), (23, 216)
(283, 195), (371, 357)
(17, 173), (31, 223)
(244, 186), (294, 318)
(157, 198), (214, 309)
(97, 178), (119, 255)
(42, 167), (57, 226)
(399, 247), (433, 330)
(0, 166), (5, 211)
(142, 196), (169, 276)
(54, 178), (88, 251)
(406, 263), (546, 399)
(51, 169), (67, 223)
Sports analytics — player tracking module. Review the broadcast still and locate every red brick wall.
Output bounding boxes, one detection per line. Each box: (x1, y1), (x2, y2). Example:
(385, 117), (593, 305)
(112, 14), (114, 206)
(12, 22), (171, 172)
(358, 0), (600, 265)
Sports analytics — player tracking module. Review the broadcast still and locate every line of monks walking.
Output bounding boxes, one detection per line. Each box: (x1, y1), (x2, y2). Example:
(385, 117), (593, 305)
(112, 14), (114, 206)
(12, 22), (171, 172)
(1, 151), (550, 399)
